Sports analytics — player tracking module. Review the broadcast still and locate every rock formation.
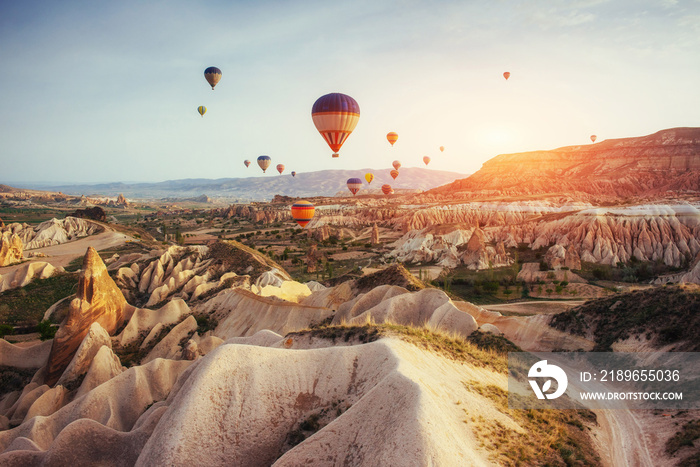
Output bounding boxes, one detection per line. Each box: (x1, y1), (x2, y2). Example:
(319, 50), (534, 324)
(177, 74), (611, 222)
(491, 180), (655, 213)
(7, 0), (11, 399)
(0, 262), (62, 292)
(371, 222), (379, 245)
(116, 193), (129, 207)
(45, 247), (127, 386)
(1, 217), (104, 250)
(69, 206), (107, 222)
(0, 232), (22, 266)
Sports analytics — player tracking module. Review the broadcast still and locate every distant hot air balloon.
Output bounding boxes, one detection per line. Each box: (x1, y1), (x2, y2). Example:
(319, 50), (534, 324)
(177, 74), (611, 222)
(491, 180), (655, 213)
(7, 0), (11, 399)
(423, 156), (431, 166)
(291, 171), (296, 177)
(347, 178), (362, 196)
(381, 184), (393, 196)
(311, 93), (360, 158)
(291, 200), (315, 228)
(276, 164), (285, 175)
(204, 67), (222, 90)
(257, 155), (271, 173)
(390, 169), (399, 180)
(439, 146), (445, 152)
(590, 135), (597, 143)
(387, 132), (398, 146)
(365, 173), (374, 184)
(244, 160), (251, 168)
(197, 106), (206, 117)
(503, 72), (511, 80)
(392, 160), (401, 170)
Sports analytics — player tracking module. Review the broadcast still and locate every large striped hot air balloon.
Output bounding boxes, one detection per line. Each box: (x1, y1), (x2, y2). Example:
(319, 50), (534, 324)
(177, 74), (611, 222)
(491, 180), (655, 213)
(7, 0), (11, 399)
(365, 173), (374, 184)
(392, 160), (401, 170)
(387, 132), (398, 146)
(291, 200), (315, 228)
(244, 160), (251, 168)
(257, 155), (271, 173)
(423, 156), (431, 166)
(276, 164), (285, 175)
(346, 178), (362, 196)
(381, 184), (393, 195)
(590, 135), (597, 143)
(197, 106), (206, 117)
(390, 169), (399, 180)
(503, 71), (511, 80)
(204, 67), (222, 90)
(291, 171), (296, 177)
(311, 93), (360, 158)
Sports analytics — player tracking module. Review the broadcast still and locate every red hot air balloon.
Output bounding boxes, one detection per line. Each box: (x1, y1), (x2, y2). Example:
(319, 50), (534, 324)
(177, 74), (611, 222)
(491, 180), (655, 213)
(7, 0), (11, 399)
(291, 200), (315, 228)
(390, 169), (399, 180)
(276, 164), (285, 175)
(386, 132), (398, 146)
(381, 184), (393, 195)
(590, 135), (597, 143)
(423, 156), (431, 166)
(311, 93), (360, 158)
(392, 160), (401, 170)
(244, 160), (251, 168)
(204, 67), (222, 90)
(346, 178), (362, 196)
(503, 72), (510, 80)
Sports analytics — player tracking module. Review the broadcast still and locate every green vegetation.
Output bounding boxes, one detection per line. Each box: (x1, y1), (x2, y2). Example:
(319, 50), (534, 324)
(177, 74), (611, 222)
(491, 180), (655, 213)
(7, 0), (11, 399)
(432, 264), (527, 305)
(0, 273), (78, 326)
(37, 320), (58, 340)
(665, 419), (700, 465)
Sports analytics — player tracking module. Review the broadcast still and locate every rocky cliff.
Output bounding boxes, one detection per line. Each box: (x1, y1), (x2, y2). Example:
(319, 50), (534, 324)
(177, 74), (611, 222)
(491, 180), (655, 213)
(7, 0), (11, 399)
(430, 127), (700, 199)
(0, 232), (23, 267)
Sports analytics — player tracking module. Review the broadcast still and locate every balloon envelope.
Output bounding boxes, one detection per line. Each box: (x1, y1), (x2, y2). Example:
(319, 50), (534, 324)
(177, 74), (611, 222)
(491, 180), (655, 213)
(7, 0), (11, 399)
(276, 164), (285, 174)
(204, 67), (222, 90)
(392, 160), (401, 170)
(386, 132), (398, 146)
(197, 106), (206, 117)
(291, 171), (296, 177)
(347, 177), (362, 196)
(365, 173), (374, 184)
(311, 93), (360, 157)
(423, 156), (430, 165)
(439, 146), (445, 152)
(291, 200), (315, 228)
(503, 71), (510, 80)
(381, 184), (393, 195)
(390, 169), (399, 180)
(244, 160), (250, 167)
(257, 155), (271, 173)
(590, 135), (597, 142)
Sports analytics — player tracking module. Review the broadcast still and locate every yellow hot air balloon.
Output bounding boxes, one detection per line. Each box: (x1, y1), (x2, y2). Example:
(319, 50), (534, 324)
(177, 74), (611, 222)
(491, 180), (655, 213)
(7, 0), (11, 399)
(197, 106), (206, 117)
(387, 132), (398, 146)
(365, 173), (374, 184)
(291, 200), (315, 228)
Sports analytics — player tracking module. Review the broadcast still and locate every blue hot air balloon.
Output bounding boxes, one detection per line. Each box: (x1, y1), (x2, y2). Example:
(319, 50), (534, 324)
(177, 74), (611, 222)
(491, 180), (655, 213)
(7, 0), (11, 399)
(204, 67), (222, 90)
(346, 178), (362, 196)
(257, 155), (271, 173)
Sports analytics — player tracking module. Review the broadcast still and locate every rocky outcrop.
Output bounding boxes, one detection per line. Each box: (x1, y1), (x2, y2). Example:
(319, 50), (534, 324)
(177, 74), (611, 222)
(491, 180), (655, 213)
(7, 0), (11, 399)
(371, 222), (379, 245)
(0, 231), (22, 266)
(1, 217), (104, 250)
(45, 247), (127, 386)
(116, 194), (129, 207)
(545, 244), (582, 270)
(0, 261), (62, 292)
(69, 207), (107, 222)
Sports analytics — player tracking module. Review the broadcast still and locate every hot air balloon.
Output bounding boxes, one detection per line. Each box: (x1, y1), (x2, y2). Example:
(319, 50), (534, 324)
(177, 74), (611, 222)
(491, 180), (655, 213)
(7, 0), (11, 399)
(590, 135), (597, 143)
(390, 169), (399, 180)
(381, 184), (393, 196)
(291, 171), (296, 177)
(197, 106), (206, 117)
(386, 132), (398, 146)
(423, 156), (431, 166)
(503, 72), (511, 80)
(392, 160), (401, 171)
(311, 93), (360, 158)
(291, 200), (315, 228)
(365, 173), (374, 184)
(204, 67), (222, 90)
(439, 146), (445, 152)
(257, 155), (271, 173)
(276, 164), (285, 175)
(347, 178), (362, 196)
(244, 160), (251, 168)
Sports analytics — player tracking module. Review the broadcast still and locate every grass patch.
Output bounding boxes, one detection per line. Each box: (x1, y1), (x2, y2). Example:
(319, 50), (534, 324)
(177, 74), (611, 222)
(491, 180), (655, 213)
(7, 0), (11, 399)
(0, 272), (78, 326)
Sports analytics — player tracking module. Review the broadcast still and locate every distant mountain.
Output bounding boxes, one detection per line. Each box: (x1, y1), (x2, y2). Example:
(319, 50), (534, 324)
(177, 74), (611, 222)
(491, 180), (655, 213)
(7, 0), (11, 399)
(428, 127), (700, 199)
(27, 168), (468, 201)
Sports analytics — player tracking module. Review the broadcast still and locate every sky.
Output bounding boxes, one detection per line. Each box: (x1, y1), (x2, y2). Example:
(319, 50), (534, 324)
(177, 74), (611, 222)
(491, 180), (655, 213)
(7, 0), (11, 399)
(1, 0), (699, 185)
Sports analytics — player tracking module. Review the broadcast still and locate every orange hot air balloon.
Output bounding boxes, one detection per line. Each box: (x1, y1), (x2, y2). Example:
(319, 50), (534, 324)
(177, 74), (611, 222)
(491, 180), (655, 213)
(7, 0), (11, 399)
(244, 159), (251, 168)
(386, 132), (398, 146)
(390, 169), (399, 180)
(381, 184), (393, 195)
(423, 156), (430, 166)
(590, 135), (597, 143)
(365, 173), (374, 184)
(291, 200), (315, 228)
(503, 71), (510, 80)
(439, 146), (444, 152)
(392, 160), (401, 170)
(276, 164), (285, 175)
(204, 67), (222, 90)
(311, 93), (360, 158)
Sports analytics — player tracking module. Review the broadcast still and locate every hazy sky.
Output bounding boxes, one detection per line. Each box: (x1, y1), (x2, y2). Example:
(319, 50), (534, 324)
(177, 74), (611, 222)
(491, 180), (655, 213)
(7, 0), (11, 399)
(1, 0), (699, 184)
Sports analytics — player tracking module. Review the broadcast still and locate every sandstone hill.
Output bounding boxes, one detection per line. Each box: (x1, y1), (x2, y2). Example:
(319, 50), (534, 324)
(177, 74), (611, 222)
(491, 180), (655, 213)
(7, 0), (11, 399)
(429, 127), (700, 200)
(0, 217), (103, 250)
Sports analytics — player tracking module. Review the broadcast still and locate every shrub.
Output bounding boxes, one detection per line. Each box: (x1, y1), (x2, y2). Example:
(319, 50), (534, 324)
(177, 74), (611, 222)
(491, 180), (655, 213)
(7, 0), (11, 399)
(0, 324), (14, 338)
(37, 320), (57, 341)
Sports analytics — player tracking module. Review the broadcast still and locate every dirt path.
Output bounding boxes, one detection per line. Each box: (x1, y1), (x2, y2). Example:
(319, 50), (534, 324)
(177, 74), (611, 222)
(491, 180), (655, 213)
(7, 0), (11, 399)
(482, 300), (586, 315)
